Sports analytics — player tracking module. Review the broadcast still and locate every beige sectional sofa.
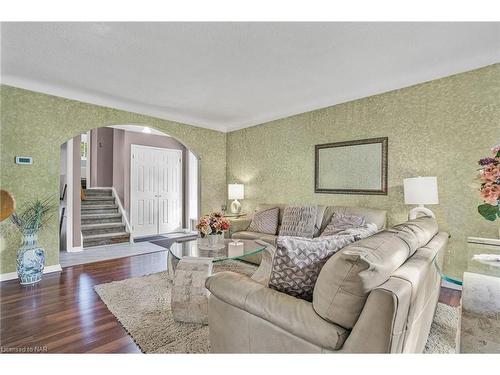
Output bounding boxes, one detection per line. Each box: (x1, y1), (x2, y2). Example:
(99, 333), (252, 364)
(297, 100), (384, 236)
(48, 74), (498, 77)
(229, 204), (387, 264)
(207, 214), (447, 353)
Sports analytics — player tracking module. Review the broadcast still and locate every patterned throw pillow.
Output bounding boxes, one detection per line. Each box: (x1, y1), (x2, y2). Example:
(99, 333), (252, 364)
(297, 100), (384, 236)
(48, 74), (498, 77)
(269, 223), (378, 301)
(248, 207), (280, 234)
(278, 206), (317, 238)
(320, 213), (366, 237)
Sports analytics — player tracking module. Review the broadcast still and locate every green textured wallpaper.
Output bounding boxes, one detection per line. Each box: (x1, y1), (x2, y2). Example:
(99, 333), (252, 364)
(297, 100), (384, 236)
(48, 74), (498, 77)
(1, 64), (498, 277)
(0, 85), (227, 274)
(227, 64), (500, 278)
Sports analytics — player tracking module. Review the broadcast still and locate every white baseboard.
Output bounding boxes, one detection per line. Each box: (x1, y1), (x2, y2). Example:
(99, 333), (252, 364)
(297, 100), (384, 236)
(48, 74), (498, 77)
(67, 245), (83, 252)
(0, 264), (63, 282)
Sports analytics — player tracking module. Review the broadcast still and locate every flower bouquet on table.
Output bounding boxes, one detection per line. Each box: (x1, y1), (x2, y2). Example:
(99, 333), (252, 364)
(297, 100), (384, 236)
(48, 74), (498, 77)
(196, 211), (231, 249)
(477, 144), (500, 227)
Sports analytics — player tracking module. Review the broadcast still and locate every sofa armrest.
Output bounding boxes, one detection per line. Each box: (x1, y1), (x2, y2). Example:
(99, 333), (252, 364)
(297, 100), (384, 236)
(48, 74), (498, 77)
(206, 271), (348, 350)
(228, 217), (252, 236)
(339, 277), (411, 353)
(206, 271), (263, 308)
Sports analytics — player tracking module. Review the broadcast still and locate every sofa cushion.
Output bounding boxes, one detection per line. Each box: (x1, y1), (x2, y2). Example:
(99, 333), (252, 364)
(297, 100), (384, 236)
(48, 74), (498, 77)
(228, 217), (252, 234)
(252, 204), (385, 236)
(232, 231), (277, 245)
(278, 206), (317, 238)
(248, 207), (279, 235)
(319, 206), (387, 234)
(206, 271), (349, 350)
(269, 224), (379, 301)
(389, 218), (441, 255)
(259, 234), (278, 246)
(255, 203), (287, 226)
(255, 204), (326, 237)
(312, 217), (438, 329)
(231, 231), (261, 241)
(320, 213), (366, 237)
(255, 203), (287, 224)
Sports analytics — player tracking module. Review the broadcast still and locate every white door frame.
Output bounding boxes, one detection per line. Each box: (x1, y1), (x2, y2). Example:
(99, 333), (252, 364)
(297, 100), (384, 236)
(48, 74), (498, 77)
(85, 130), (91, 187)
(64, 138), (83, 252)
(130, 144), (183, 237)
(65, 138), (74, 252)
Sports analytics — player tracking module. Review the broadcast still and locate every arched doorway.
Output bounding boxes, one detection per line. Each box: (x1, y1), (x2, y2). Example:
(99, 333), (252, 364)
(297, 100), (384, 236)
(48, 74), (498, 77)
(60, 124), (200, 253)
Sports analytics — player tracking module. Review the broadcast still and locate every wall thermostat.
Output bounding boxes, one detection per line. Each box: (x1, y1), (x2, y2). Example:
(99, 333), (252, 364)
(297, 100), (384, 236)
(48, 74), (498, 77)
(15, 156), (33, 165)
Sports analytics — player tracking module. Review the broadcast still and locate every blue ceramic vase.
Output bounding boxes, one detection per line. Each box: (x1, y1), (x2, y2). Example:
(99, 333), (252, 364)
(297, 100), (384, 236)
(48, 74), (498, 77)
(16, 230), (45, 285)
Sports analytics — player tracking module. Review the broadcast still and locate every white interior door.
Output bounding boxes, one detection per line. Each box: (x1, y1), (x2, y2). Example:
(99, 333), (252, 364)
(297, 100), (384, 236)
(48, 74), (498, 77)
(131, 145), (158, 236)
(158, 149), (183, 233)
(131, 145), (182, 237)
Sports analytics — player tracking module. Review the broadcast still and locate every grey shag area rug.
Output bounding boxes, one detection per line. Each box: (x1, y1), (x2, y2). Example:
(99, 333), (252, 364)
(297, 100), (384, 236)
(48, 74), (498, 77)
(94, 261), (459, 354)
(424, 303), (459, 354)
(94, 260), (256, 353)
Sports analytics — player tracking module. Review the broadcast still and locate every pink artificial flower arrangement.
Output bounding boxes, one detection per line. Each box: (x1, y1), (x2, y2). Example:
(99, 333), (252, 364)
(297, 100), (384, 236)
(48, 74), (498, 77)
(196, 211), (231, 236)
(477, 144), (500, 221)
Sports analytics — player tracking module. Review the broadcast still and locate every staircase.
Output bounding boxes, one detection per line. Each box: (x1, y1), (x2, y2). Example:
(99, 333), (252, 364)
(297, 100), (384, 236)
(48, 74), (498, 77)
(81, 189), (130, 248)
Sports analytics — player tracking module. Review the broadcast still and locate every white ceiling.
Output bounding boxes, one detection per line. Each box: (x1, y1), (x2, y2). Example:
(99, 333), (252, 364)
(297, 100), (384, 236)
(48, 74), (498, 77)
(1, 22), (499, 132)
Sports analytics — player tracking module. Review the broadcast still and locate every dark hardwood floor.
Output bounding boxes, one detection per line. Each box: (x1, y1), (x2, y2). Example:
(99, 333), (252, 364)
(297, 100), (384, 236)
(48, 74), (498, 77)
(438, 285), (462, 307)
(1, 251), (172, 353)
(1, 250), (462, 353)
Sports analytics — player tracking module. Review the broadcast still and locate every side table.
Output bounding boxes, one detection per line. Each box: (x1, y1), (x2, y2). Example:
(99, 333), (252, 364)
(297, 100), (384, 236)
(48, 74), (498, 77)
(167, 239), (273, 325)
(171, 257), (213, 324)
(460, 272), (500, 353)
(458, 240), (500, 353)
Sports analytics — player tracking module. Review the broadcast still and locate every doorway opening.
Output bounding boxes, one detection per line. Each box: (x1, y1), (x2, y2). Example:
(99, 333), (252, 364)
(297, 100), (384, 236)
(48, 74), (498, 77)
(59, 124), (200, 261)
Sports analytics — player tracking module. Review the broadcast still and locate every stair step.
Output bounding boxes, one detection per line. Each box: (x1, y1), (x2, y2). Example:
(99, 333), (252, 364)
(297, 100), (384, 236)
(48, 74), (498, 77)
(82, 222), (126, 235)
(83, 196), (115, 201)
(83, 231), (130, 240)
(81, 213), (122, 225)
(81, 205), (119, 215)
(83, 189), (112, 196)
(82, 198), (115, 206)
(81, 212), (121, 219)
(82, 209), (119, 215)
(82, 204), (118, 211)
(83, 232), (130, 248)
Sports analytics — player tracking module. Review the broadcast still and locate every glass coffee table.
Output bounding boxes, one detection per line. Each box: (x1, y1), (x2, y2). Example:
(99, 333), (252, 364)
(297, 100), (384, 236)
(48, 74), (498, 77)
(167, 239), (274, 324)
(168, 238), (267, 267)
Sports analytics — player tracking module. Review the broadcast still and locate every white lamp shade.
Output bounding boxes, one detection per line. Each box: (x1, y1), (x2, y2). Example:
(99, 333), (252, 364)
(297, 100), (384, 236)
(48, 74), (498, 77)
(403, 177), (439, 205)
(228, 184), (244, 200)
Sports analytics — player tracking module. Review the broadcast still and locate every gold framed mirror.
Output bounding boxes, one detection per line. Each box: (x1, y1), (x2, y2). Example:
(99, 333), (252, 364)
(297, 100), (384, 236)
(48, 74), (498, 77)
(315, 137), (388, 195)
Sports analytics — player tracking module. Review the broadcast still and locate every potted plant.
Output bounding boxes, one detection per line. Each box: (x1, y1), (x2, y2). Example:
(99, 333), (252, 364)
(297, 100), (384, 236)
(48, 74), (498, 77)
(196, 211), (231, 248)
(477, 144), (500, 236)
(11, 196), (56, 285)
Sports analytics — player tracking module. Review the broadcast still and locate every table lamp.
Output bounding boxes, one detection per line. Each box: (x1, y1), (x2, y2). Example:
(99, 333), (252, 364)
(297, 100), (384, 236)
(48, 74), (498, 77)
(403, 176), (439, 220)
(228, 183), (244, 214)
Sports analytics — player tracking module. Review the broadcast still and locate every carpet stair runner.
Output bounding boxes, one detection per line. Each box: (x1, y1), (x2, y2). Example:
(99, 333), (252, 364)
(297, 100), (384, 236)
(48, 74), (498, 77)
(82, 189), (130, 247)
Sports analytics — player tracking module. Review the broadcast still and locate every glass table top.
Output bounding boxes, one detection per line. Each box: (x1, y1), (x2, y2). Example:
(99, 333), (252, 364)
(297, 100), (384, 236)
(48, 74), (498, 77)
(465, 241), (500, 279)
(168, 239), (267, 262)
(444, 241), (500, 284)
